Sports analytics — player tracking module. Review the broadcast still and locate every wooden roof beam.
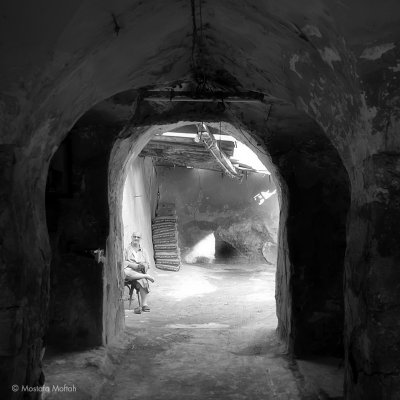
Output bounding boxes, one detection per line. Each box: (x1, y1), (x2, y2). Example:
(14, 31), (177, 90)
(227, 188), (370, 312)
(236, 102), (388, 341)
(142, 90), (265, 103)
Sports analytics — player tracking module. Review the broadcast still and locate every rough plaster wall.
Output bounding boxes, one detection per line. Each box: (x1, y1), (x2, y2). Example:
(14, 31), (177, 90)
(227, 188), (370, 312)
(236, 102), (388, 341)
(343, 79), (400, 400)
(0, 143), (51, 396)
(122, 157), (157, 268)
(156, 166), (279, 262)
(274, 186), (292, 349)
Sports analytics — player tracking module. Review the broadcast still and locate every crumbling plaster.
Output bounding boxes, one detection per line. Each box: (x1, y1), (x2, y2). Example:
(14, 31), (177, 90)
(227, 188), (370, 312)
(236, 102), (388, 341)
(1, 0), (400, 398)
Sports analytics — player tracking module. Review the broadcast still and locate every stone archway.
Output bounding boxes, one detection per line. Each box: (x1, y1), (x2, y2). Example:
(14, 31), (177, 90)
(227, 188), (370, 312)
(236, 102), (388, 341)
(105, 94), (350, 359)
(0, 82), (352, 396)
(2, 1), (400, 397)
(33, 89), (351, 390)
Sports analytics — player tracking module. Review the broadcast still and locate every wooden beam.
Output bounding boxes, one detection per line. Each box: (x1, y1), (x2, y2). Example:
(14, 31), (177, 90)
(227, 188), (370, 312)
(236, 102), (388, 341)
(197, 123), (243, 180)
(147, 157), (226, 172)
(145, 137), (235, 157)
(142, 90), (265, 103)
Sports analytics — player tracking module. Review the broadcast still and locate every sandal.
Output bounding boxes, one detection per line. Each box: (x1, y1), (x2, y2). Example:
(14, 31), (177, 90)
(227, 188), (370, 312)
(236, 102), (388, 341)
(142, 305), (150, 312)
(134, 307), (142, 314)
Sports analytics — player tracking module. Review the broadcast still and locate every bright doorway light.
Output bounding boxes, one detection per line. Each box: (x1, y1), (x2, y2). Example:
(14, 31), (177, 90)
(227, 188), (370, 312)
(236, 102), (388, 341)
(229, 139), (270, 174)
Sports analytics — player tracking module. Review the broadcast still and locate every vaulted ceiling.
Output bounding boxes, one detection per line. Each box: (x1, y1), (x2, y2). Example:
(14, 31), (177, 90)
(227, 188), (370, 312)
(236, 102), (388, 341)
(2, 0), (399, 148)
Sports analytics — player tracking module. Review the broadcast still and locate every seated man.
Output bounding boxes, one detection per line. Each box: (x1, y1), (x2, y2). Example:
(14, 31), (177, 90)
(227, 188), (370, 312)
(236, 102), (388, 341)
(124, 231), (154, 312)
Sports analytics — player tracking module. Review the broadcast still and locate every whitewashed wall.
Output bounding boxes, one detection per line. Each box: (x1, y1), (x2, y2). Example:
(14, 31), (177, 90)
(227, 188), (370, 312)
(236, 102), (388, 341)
(122, 157), (158, 268)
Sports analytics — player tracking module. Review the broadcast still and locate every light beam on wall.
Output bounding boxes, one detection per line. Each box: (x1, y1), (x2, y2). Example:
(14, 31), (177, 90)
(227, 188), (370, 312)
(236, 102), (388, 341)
(184, 233), (216, 263)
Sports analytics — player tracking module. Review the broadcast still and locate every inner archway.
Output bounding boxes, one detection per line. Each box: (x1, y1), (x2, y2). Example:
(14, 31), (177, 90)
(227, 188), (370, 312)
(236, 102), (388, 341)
(117, 122), (282, 398)
(120, 122), (279, 303)
(136, 126), (279, 266)
(107, 96), (351, 361)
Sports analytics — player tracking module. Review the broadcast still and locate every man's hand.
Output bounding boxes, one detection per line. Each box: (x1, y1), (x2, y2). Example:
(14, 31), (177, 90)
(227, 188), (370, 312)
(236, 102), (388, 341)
(127, 262), (142, 272)
(138, 262), (149, 272)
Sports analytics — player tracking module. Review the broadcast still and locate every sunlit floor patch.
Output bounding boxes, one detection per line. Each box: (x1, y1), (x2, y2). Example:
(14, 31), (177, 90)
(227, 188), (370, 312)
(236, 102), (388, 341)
(206, 275), (223, 280)
(166, 322), (230, 329)
(166, 277), (217, 300)
(245, 293), (271, 301)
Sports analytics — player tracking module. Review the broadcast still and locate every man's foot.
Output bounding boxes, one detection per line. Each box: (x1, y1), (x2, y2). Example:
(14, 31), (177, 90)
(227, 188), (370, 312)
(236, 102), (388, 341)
(142, 305), (150, 312)
(134, 307), (142, 314)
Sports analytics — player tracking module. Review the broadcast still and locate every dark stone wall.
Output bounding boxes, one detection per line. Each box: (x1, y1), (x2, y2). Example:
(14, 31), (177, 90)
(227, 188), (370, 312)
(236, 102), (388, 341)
(45, 125), (116, 349)
(46, 255), (102, 349)
(342, 43), (400, 399)
(0, 144), (52, 398)
(345, 153), (400, 398)
(270, 123), (350, 357)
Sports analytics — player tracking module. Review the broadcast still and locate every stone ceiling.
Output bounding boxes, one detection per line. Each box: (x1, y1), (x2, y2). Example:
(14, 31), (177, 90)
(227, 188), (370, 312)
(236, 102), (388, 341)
(2, 0), (399, 135)
(0, 0), (399, 178)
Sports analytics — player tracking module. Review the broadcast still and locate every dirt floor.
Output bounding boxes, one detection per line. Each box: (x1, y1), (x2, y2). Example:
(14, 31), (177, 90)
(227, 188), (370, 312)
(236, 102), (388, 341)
(43, 262), (343, 399)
